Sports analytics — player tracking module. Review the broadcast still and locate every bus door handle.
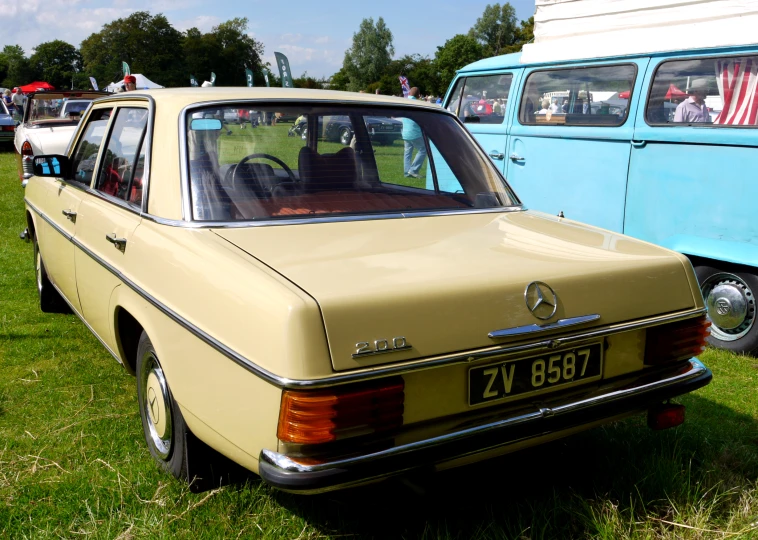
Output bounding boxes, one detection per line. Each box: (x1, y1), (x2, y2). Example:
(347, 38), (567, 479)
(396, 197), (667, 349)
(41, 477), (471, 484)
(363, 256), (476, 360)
(631, 140), (647, 148)
(488, 151), (504, 160)
(509, 153), (525, 162)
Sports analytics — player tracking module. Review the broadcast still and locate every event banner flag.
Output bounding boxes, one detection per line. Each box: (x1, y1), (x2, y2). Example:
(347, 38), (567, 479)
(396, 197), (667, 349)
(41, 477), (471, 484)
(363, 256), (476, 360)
(210, 72), (217, 86)
(245, 68), (254, 87)
(122, 62), (131, 76)
(190, 75), (198, 87)
(399, 76), (410, 97)
(263, 69), (271, 87)
(274, 52), (294, 88)
(89, 77), (99, 91)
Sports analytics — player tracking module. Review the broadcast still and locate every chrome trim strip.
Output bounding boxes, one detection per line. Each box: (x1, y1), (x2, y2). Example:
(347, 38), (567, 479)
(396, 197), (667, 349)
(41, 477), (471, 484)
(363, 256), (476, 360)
(49, 281), (123, 366)
(261, 358), (709, 474)
(141, 205), (523, 229)
(488, 314), (601, 339)
(24, 199), (708, 390)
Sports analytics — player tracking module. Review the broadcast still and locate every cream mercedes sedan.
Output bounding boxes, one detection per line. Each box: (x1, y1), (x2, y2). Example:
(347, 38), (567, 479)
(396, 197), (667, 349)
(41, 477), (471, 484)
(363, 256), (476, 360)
(22, 88), (712, 494)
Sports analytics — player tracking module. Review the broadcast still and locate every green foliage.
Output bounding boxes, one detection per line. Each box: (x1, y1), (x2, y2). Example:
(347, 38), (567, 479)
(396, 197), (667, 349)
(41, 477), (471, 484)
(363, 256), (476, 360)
(468, 2), (519, 57)
(0, 45), (37, 89)
(328, 68), (350, 91)
(29, 40), (82, 91)
(342, 17), (394, 92)
(433, 35), (484, 95)
(293, 72), (327, 89)
(183, 19), (265, 87)
(80, 11), (187, 87)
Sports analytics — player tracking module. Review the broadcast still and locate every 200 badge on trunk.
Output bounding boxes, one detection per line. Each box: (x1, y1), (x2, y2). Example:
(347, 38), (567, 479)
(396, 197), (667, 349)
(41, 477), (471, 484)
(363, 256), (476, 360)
(469, 343), (603, 406)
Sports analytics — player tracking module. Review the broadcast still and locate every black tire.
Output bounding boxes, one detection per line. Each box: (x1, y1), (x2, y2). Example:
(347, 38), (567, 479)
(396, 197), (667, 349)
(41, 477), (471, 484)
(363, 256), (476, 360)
(339, 127), (352, 146)
(695, 264), (758, 354)
(136, 332), (245, 491)
(33, 232), (70, 313)
(137, 332), (189, 480)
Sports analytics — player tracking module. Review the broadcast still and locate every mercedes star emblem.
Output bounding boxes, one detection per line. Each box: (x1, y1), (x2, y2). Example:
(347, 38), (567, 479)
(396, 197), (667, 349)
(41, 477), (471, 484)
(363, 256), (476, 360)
(524, 281), (558, 320)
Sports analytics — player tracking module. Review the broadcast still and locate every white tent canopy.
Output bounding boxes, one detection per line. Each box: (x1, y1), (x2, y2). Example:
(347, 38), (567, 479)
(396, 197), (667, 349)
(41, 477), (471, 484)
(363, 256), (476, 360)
(105, 73), (164, 92)
(521, 0), (758, 64)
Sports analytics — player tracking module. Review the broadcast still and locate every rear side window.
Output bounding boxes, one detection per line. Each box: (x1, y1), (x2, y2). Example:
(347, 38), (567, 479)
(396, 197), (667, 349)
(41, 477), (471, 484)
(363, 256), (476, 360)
(646, 55), (758, 127)
(447, 74), (513, 125)
(519, 64), (637, 127)
(95, 108), (149, 206)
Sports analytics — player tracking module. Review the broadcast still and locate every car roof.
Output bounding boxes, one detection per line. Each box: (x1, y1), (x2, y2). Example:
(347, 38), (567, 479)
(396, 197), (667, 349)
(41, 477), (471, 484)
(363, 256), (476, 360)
(95, 87), (446, 112)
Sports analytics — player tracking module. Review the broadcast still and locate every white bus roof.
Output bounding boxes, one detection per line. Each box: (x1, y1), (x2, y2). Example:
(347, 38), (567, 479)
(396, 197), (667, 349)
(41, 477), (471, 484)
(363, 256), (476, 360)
(521, 0), (758, 64)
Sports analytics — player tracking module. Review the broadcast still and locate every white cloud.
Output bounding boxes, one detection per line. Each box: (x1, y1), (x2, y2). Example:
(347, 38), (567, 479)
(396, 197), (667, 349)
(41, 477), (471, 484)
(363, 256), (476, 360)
(314, 36), (330, 44)
(279, 33), (303, 44)
(174, 15), (220, 32)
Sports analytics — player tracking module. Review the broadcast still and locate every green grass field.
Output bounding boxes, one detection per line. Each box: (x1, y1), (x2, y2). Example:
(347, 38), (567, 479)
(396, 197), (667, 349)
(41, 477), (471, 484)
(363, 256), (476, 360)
(1, 142), (758, 539)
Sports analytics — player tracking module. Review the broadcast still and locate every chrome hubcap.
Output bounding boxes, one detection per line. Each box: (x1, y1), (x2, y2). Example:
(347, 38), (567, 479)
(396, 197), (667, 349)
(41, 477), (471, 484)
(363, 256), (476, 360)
(702, 272), (755, 341)
(140, 353), (173, 459)
(35, 248), (42, 293)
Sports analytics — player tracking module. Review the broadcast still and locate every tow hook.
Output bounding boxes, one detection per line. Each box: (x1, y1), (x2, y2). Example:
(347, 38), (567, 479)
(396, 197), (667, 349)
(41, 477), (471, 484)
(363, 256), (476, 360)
(19, 228), (30, 242)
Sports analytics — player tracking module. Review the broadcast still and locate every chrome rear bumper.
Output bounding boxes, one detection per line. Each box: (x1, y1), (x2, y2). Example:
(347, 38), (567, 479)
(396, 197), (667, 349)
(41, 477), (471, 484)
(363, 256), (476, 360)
(259, 358), (711, 493)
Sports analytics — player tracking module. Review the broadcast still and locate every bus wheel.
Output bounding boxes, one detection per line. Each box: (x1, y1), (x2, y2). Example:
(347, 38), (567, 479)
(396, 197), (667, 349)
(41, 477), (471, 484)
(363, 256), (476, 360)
(695, 265), (758, 354)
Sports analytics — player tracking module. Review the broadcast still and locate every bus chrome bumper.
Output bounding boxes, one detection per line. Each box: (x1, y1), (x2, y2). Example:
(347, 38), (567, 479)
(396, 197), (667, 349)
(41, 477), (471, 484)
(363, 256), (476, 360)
(259, 358), (711, 494)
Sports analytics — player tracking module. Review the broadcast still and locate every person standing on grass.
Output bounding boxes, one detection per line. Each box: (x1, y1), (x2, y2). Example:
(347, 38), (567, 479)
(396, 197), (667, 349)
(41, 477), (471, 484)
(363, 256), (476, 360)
(401, 87), (427, 178)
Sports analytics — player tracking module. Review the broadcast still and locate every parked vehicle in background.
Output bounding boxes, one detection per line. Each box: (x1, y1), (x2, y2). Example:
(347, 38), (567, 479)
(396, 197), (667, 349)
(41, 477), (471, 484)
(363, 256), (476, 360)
(0, 100), (16, 146)
(22, 87), (711, 494)
(291, 115), (403, 146)
(14, 91), (107, 186)
(446, 43), (758, 354)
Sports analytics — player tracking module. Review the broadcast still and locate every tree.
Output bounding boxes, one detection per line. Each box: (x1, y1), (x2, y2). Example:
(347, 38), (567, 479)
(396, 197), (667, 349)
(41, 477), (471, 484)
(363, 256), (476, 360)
(29, 40), (82, 90)
(327, 68), (350, 91)
(0, 45), (36, 88)
(182, 18), (265, 87)
(433, 35), (484, 93)
(468, 3), (519, 57)
(293, 72), (327, 89)
(342, 17), (394, 91)
(504, 16), (535, 54)
(80, 11), (186, 87)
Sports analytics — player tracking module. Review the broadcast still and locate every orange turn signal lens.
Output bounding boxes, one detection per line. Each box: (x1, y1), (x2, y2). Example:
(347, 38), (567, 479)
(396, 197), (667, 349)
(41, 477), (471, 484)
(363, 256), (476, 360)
(277, 378), (404, 445)
(645, 315), (711, 365)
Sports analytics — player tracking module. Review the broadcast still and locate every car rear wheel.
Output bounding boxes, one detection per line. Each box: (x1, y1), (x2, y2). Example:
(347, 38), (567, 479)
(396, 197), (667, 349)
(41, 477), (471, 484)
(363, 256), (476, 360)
(33, 232), (70, 313)
(695, 264), (758, 353)
(339, 127), (352, 146)
(137, 332), (189, 480)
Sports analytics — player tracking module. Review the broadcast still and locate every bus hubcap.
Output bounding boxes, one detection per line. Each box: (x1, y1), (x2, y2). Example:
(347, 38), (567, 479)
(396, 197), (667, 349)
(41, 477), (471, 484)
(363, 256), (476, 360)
(703, 273), (755, 341)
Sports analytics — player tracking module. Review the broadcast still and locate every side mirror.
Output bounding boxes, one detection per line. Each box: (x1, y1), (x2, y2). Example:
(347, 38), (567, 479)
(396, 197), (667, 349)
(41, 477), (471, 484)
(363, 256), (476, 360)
(32, 155), (70, 178)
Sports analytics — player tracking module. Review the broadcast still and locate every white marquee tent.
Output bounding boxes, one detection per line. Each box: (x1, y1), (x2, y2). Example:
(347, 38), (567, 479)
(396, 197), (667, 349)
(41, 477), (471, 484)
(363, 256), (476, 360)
(521, 0), (758, 64)
(105, 74), (164, 92)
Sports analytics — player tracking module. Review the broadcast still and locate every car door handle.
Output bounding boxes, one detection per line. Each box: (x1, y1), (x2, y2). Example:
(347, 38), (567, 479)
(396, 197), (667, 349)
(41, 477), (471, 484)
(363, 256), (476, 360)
(488, 151), (504, 160)
(509, 153), (525, 162)
(105, 233), (127, 252)
(62, 209), (77, 222)
(631, 140), (647, 148)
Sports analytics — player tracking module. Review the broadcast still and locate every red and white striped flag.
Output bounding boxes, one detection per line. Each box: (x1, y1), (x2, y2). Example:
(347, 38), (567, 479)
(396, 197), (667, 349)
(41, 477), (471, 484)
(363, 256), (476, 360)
(399, 76), (410, 98)
(714, 57), (758, 125)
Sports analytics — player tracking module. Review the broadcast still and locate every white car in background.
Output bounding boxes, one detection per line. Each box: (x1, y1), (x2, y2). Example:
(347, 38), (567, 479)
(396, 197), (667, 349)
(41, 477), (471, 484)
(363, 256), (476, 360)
(14, 91), (107, 185)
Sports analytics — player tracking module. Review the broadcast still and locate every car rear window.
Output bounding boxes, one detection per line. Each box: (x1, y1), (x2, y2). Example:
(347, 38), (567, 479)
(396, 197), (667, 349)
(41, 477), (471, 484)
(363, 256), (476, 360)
(185, 104), (519, 222)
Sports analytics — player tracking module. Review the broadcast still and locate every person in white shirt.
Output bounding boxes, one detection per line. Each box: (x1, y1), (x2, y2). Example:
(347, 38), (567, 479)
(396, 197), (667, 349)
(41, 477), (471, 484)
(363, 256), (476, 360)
(674, 78), (711, 123)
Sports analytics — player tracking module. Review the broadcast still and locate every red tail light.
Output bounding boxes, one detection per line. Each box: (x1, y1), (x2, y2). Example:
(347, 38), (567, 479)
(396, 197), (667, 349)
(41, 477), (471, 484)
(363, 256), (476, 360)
(648, 403), (685, 430)
(277, 378), (404, 445)
(21, 141), (33, 156)
(644, 315), (711, 365)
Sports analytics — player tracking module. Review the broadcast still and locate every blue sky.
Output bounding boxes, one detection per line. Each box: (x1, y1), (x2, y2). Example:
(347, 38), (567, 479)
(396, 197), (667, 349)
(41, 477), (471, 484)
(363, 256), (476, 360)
(3, 0), (535, 79)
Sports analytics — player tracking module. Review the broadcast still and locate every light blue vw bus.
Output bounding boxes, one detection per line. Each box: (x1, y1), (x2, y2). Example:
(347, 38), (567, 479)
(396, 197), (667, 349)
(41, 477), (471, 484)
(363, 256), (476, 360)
(445, 45), (758, 354)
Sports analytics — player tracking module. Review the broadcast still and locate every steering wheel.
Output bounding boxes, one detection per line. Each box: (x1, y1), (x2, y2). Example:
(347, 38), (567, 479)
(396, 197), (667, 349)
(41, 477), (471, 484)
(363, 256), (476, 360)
(228, 153), (298, 194)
